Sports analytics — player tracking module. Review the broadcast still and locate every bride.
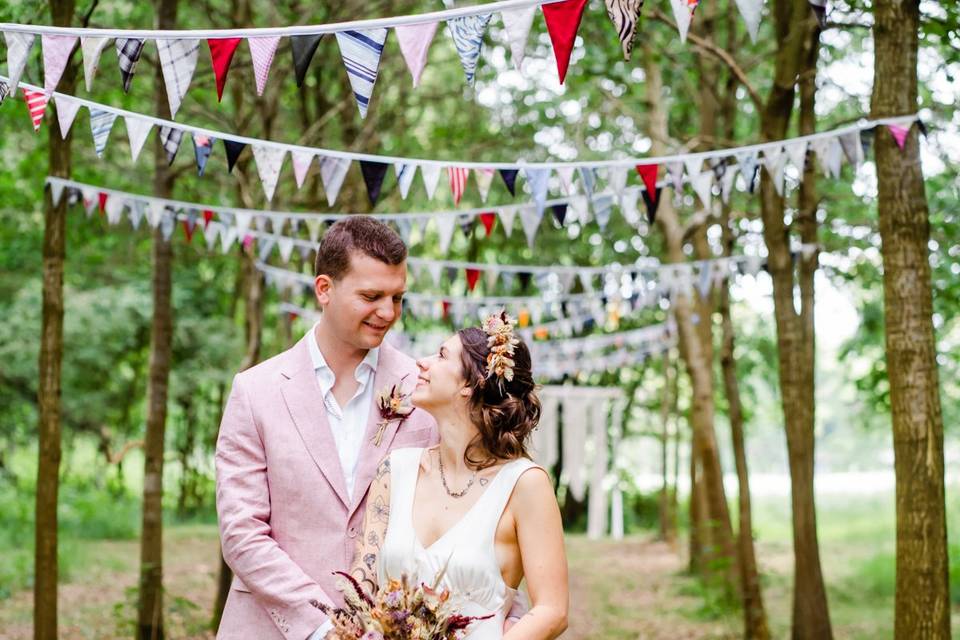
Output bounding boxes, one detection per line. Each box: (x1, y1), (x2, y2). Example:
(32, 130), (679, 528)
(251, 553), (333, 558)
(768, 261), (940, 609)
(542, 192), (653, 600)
(347, 312), (568, 639)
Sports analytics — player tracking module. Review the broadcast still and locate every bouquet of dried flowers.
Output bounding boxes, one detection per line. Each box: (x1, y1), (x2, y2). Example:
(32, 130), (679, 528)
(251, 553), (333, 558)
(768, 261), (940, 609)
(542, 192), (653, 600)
(311, 570), (491, 640)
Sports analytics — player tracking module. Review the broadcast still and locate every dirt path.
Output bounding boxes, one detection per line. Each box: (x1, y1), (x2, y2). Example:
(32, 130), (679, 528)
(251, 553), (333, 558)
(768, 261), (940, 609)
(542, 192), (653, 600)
(0, 527), (736, 639)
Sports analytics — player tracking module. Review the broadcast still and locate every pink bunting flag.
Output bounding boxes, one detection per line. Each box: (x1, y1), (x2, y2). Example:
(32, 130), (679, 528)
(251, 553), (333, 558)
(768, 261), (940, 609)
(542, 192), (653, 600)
(248, 36), (281, 96)
(395, 21), (438, 87)
(448, 167), (469, 206)
(887, 124), (909, 150)
(23, 88), (49, 132)
(291, 150), (315, 189)
(542, 0), (589, 84)
(208, 38), (242, 101)
(42, 34), (78, 94)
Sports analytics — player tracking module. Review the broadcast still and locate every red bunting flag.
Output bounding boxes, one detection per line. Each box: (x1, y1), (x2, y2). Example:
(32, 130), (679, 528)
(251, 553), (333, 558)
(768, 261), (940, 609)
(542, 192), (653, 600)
(448, 167), (469, 206)
(182, 219), (195, 243)
(479, 212), (497, 237)
(202, 209), (215, 229)
(208, 38), (242, 101)
(887, 124), (909, 150)
(442, 300), (452, 320)
(542, 0), (588, 84)
(23, 88), (49, 132)
(288, 311), (300, 322)
(466, 268), (481, 292)
(98, 192), (108, 214)
(635, 163), (659, 205)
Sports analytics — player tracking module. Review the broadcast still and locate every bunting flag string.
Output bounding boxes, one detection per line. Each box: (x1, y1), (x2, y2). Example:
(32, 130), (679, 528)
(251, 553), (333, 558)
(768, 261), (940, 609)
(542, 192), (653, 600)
(1, 0), (768, 115)
(9, 78), (919, 205)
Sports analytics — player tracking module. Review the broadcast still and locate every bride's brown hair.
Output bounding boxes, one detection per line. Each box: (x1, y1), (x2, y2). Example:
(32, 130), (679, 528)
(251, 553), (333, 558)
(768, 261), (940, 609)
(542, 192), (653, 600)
(456, 327), (541, 469)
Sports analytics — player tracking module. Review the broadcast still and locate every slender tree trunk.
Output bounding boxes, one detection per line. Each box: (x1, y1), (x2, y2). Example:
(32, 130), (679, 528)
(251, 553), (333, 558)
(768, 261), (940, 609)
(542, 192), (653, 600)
(137, 2), (178, 637)
(35, 3), (76, 638)
(720, 214), (770, 640)
(658, 352), (675, 542)
(871, 1), (951, 637)
(757, 2), (832, 637)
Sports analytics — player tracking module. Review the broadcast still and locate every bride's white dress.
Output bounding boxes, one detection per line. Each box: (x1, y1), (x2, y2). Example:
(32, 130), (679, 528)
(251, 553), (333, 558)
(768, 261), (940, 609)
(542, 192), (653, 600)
(377, 447), (539, 639)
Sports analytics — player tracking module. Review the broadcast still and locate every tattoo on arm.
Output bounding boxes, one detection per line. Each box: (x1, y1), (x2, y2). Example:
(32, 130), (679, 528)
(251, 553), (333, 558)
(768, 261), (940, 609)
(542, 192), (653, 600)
(349, 458), (392, 596)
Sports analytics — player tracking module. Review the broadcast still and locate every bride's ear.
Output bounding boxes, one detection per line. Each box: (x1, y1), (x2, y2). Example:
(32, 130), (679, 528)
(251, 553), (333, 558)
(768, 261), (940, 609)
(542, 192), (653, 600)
(459, 384), (472, 398)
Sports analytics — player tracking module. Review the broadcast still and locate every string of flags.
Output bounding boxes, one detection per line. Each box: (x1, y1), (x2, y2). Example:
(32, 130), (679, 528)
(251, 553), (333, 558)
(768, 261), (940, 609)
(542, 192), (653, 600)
(1, 0), (772, 120)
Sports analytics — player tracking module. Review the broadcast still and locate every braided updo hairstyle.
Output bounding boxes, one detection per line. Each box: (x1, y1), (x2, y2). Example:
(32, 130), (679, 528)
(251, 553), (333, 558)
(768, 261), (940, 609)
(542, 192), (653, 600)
(456, 326), (541, 469)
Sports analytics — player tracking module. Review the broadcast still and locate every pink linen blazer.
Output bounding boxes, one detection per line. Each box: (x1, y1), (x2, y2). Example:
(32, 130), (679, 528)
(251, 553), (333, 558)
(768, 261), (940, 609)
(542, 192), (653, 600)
(215, 335), (437, 639)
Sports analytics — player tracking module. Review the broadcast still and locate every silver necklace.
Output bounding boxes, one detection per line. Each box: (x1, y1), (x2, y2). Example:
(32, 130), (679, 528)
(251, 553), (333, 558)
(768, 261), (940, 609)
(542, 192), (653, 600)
(438, 452), (477, 499)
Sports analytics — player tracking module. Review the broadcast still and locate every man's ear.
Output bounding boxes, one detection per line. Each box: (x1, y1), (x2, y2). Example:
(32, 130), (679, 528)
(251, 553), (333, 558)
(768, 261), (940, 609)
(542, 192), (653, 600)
(315, 275), (334, 307)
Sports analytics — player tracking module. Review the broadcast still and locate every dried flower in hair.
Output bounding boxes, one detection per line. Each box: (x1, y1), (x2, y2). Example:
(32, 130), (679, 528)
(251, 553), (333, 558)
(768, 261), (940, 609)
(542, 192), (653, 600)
(483, 311), (520, 384)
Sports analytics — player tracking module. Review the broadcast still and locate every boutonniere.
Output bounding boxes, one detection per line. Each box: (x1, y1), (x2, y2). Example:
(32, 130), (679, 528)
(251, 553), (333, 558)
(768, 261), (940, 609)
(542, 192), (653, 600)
(372, 376), (415, 446)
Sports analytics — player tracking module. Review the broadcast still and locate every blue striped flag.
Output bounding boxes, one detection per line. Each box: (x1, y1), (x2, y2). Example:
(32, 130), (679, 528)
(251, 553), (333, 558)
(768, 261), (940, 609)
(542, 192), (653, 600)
(335, 28), (388, 119)
(89, 108), (117, 158)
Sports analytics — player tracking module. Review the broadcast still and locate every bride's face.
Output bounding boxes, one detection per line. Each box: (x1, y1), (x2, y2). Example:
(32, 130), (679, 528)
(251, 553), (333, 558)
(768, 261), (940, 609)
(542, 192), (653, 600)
(412, 335), (471, 411)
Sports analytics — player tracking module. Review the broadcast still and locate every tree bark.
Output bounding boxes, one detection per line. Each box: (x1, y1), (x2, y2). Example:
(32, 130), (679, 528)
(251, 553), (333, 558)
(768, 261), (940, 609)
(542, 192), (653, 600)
(871, 1), (951, 637)
(658, 351), (676, 543)
(35, 3), (76, 638)
(137, 1), (178, 637)
(757, 1), (832, 637)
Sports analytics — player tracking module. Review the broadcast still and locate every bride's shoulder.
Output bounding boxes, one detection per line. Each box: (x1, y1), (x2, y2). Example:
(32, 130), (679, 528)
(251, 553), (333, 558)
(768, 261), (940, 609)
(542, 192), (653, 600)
(510, 461), (553, 502)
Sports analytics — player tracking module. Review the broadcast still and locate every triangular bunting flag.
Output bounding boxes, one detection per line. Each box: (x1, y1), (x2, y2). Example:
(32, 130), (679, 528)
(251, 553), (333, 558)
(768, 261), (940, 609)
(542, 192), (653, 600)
(517, 271), (532, 292)
(158, 125), (184, 165)
(208, 37), (242, 101)
(104, 195), (125, 225)
(4, 32), (35, 94)
(556, 166), (575, 195)
(669, 0), (695, 42)
(606, 165), (629, 193)
(448, 167), (469, 206)
(499, 168), (519, 196)
(474, 168), (495, 202)
(115, 38), (145, 93)
(578, 167), (596, 196)
(501, 5), (537, 69)
(360, 160), (390, 207)
(551, 203), (568, 226)
(54, 95), (82, 139)
(809, 0), (827, 28)
(887, 124), (909, 150)
(81, 36), (110, 92)
(220, 139), (253, 174)
(291, 34), (324, 88)
(395, 163), (417, 199)
(785, 139), (808, 174)
(435, 215), (457, 254)
(447, 13), (492, 85)
(542, 0), (588, 84)
(479, 211), (497, 236)
(519, 206), (544, 248)
(291, 150), (314, 189)
(182, 217), (197, 243)
(499, 208), (516, 237)
(336, 28), (388, 119)
(761, 146), (787, 195)
(635, 163), (659, 203)
(88, 108), (117, 158)
(427, 262), (444, 287)
(157, 38), (199, 118)
(42, 34), (77, 94)
(839, 130), (864, 167)
(642, 187), (661, 223)
(203, 221), (220, 250)
(277, 236), (295, 263)
(128, 201), (145, 229)
(193, 134), (213, 176)
(23, 89), (49, 132)
(395, 21), (437, 87)
(605, 0), (644, 60)
(0, 80), (8, 104)
(523, 167), (550, 215)
(147, 200), (167, 228)
(422, 164), (442, 200)
(484, 268), (499, 292)
(252, 145), (286, 202)
(466, 268), (482, 292)
(691, 172), (713, 208)
(593, 194), (614, 230)
(734, 0), (763, 42)
(248, 36), (281, 96)
(319, 156), (351, 206)
(124, 116), (153, 162)
(735, 150), (759, 192)
(49, 180), (66, 206)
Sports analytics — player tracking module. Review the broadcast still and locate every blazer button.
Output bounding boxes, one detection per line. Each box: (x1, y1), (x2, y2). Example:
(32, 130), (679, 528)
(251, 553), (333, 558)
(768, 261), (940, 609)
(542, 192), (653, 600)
(348, 527), (358, 538)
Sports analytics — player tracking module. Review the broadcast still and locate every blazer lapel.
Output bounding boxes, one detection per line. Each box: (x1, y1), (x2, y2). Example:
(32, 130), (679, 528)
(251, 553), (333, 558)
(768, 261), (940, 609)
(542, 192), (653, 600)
(349, 344), (414, 517)
(280, 337), (351, 510)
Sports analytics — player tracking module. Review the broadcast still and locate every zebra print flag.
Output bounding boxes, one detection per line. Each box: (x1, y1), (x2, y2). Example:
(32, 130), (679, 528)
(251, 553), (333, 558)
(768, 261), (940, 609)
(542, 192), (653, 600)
(447, 13), (492, 85)
(335, 28), (388, 119)
(604, 0), (644, 61)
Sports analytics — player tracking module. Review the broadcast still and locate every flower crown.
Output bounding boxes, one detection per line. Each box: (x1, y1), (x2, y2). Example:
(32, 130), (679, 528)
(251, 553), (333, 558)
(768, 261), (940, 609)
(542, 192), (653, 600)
(483, 311), (520, 385)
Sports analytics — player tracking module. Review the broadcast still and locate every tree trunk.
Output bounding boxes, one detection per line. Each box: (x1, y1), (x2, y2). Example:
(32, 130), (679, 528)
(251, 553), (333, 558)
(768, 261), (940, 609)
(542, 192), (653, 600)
(658, 352), (675, 543)
(757, 1), (832, 637)
(719, 213), (770, 640)
(137, 1), (178, 637)
(871, 1), (951, 637)
(644, 44), (737, 590)
(687, 429), (707, 574)
(35, 3), (76, 638)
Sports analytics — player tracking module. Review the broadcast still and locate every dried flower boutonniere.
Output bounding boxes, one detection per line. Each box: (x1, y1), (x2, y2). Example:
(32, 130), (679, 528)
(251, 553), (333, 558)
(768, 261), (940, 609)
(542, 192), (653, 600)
(372, 376), (415, 446)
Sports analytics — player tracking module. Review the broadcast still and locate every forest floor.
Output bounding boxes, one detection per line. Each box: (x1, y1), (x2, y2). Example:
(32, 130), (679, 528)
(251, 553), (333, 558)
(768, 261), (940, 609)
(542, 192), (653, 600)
(6, 519), (957, 639)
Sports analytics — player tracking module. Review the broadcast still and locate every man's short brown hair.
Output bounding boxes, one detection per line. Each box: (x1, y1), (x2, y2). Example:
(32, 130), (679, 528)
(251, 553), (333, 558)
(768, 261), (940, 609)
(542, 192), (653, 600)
(314, 216), (407, 280)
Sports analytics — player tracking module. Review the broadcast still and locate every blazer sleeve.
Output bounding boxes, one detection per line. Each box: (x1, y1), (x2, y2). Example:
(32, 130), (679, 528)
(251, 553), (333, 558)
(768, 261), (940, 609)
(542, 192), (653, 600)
(216, 373), (334, 640)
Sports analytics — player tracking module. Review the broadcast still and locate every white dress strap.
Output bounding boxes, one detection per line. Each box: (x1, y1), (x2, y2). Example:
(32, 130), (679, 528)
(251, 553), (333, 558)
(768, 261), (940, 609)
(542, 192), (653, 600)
(474, 457), (542, 543)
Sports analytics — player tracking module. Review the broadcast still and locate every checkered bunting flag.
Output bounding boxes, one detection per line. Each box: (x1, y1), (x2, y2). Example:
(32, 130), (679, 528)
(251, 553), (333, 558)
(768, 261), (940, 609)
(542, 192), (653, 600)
(159, 125), (184, 165)
(89, 108), (118, 158)
(157, 38), (200, 118)
(335, 28), (388, 119)
(115, 38), (145, 93)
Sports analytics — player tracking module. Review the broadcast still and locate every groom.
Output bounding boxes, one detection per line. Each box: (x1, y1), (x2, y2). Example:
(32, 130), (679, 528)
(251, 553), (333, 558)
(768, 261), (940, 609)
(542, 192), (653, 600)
(215, 217), (438, 639)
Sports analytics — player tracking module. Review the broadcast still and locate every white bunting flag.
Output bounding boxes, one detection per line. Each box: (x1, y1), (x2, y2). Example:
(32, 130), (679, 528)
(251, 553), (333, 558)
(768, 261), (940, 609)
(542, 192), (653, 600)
(784, 139), (808, 174)
(761, 146), (787, 195)
(395, 163), (417, 199)
(319, 155), (351, 206)
(501, 5), (537, 69)
(421, 164), (442, 200)
(147, 200), (167, 229)
(124, 116), (153, 162)
(277, 236), (295, 263)
(4, 32), (35, 94)
(395, 21), (438, 87)
(839, 131), (864, 168)
(435, 215), (457, 254)
(691, 172), (713, 209)
(157, 38), (199, 118)
(305, 217), (324, 244)
(523, 167), (550, 215)
(669, 0), (694, 42)
(49, 180), (66, 206)
(734, 0), (763, 42)
(606, 165), (629, 193)
(81, 36), (110, 92)
(474, 168), (495, 202)
(104, 195), (125, 225)
(42, 34), (77, 94)
(519, 206), (544, 248)
(233, 211), (253, 236)
(291, 150), (314, 189)
(499, 207), (516, 237)
(556, 166), (576, 195)
(54, 95), (82, 139)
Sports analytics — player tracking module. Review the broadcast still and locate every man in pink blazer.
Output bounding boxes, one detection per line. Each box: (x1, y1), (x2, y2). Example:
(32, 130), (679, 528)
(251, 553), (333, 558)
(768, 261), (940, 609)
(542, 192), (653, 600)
(216, 217), (436, 639)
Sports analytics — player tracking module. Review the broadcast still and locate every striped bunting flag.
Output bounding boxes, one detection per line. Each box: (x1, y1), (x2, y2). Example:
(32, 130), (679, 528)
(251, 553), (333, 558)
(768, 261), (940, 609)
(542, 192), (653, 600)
(447, 13), (492, 85)
(23, 88), (49, 132)
(0, 81), (9, 104)
(89, 108), (118, 157)
(447, 167), (469, 206)
(335, 28), (388, 119)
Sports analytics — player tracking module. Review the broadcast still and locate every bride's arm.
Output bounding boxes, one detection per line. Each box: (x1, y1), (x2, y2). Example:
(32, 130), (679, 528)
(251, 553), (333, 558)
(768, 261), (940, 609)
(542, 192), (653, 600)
(502, 468), (569, 640)
(349, 457), (392, 595)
